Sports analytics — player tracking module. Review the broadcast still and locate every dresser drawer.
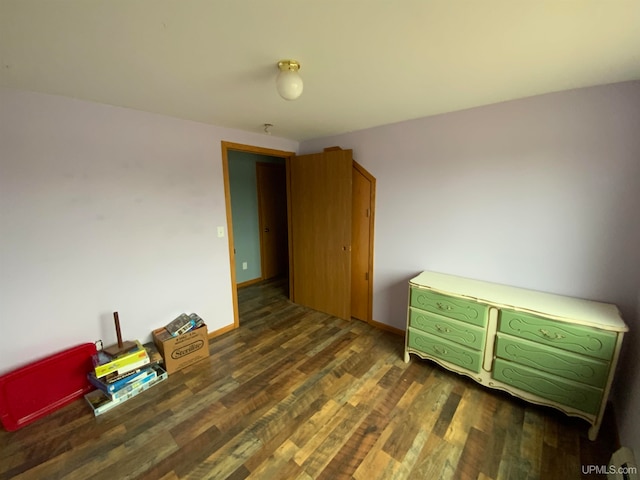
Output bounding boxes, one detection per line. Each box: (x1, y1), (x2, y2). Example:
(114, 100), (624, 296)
(409, 307), (486, 350)
(407, 328), (482, 373)
(495, 334), (610, 388)
(498, 309), (617, 361)
(492, 358), (602, 415)
(410, 287), (487, 328)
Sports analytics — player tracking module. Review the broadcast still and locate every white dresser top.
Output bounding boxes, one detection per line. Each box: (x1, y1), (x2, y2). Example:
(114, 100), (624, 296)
(410, 271), (628, 332)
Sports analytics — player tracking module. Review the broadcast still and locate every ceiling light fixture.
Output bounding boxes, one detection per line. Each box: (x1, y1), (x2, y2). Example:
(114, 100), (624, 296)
(276, 60), (303, 101)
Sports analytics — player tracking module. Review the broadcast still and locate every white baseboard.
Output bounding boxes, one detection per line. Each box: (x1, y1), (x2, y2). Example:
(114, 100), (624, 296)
(607, 447), (638, 480)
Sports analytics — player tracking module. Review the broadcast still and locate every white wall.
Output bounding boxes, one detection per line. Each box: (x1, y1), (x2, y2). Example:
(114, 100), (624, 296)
(0, 88), (298, 374)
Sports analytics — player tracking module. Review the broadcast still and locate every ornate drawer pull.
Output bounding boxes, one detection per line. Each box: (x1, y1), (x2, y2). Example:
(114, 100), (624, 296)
(539, 328), (565, 340)
(436, 302), (453, 311)
(433, 346), (448, 355)
(435, 324), (451, 334)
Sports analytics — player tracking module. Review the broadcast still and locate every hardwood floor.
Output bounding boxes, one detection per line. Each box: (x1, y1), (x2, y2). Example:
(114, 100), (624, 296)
(0, 277), (619, 480)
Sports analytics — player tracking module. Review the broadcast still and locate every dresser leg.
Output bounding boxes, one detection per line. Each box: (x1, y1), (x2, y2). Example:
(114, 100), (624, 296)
(588, 423), (600, 441)
(404, 351), (410, 363)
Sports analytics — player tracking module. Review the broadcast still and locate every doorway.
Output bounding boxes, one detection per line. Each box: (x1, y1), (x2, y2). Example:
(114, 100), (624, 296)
(256, 162), (288, 281)
(221, 142), (294, 329)
(221, 142), (376, 329)
(351, 160), (376, 323)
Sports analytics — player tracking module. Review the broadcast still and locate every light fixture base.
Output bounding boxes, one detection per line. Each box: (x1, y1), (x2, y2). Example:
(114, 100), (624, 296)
(278, 60), (301, 72)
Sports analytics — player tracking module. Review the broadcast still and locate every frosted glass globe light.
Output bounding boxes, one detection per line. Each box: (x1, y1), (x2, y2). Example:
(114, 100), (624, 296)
(276, 60), (303, 100)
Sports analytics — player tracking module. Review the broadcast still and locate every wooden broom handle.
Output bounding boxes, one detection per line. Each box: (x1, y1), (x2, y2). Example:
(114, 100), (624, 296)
(113, 311), (123, 348)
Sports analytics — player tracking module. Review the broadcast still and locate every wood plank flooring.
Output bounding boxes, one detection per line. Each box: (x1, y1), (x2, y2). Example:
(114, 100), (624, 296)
(0, 277), (620, 479)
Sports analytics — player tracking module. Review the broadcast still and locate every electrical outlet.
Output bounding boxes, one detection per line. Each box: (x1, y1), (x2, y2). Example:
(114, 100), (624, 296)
(242, 262), (248, 270)
(217, 226), (225, 238)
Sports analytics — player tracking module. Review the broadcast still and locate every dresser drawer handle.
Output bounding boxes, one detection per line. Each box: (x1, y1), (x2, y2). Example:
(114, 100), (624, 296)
(435, 324), (451, 334)
(433, 346), (448, 355)
(436, 302), (453, 311)
(539, 328), (565, 340)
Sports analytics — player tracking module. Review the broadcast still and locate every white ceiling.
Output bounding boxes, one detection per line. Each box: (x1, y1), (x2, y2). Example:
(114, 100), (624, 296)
(2, 1), (639, 142)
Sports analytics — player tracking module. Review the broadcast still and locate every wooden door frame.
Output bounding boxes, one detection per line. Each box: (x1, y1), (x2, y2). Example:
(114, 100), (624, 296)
(353, 160), (376, 324)
(221, 141), (294, 330)
(324, 147), (376, 325)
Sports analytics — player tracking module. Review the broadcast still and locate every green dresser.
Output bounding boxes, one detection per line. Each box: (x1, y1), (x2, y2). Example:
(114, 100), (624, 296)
(492, 358), (602, 415)
(494, 334), (609, 388)
(410, 287), (488, 327)
(404, 270), (627, 441)
(409, 308), (486, 350)
(407, 290), (487, 374)
(407, 328), (483, 373)
(499, 308), (617, 360)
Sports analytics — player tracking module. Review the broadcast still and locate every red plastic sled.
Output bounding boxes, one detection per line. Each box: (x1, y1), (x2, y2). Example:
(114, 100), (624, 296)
(0, 343), (97, 431)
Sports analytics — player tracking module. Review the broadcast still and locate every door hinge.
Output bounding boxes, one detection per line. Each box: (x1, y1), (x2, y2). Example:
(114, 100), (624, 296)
(366, 208), (370, 218)
(365, 272), (369, 280)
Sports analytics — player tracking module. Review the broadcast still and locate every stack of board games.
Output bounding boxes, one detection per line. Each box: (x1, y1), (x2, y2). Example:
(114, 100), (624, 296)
(164, 313), (205, 337)
(84, 342), (167, 416)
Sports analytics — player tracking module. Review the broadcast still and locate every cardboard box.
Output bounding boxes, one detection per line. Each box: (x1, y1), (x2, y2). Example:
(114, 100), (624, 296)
(152, 324), (209, 374)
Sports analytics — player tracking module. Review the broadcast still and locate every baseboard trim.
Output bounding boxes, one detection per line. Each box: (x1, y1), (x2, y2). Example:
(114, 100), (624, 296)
(208, 323), (236, 339)
(608, 401), (622, 451)
(369, 319), (404, 336)
(237, 277), (263, 288)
